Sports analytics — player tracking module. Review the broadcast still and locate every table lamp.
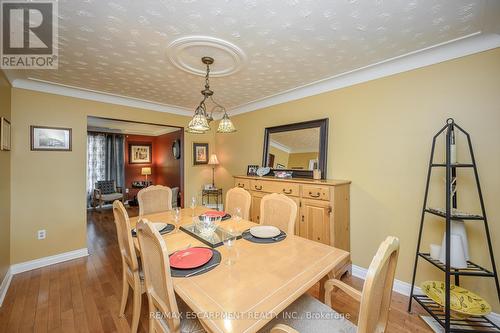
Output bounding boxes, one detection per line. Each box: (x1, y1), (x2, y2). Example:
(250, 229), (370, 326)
(141, 167), (151, 182)
(208, 154), (219, 188)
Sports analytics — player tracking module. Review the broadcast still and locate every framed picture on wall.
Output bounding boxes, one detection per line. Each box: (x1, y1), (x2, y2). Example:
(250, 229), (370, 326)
(1, 117), (11, 151)
(129, 143), (152, 164)
(193, 142), (208, 165)
(30, 126), (72, 151)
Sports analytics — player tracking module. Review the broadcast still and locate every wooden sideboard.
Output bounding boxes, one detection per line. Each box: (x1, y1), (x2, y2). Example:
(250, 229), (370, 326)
(234, 175), (351, 277)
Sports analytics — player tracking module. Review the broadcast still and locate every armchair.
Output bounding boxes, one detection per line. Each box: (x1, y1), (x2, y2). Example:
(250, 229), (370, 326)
(93, 180), (124, 209)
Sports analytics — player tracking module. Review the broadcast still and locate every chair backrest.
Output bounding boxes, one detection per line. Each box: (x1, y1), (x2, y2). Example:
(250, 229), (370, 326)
(96, 180), (117, 194)
(260, 193), (298, 234)
(112, 200), (139, 273)
(357, 236), (400, 333)
(137, 185), (173, 216)
(225, 187), (251, 220)
(136, 219), (181, 333)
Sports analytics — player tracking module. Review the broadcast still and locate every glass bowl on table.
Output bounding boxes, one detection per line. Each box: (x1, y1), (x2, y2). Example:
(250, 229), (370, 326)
(195, 215), (220, 237)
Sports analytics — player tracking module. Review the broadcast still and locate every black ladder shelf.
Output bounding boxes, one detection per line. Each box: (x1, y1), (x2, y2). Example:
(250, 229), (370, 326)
(408, 118), (500, 332)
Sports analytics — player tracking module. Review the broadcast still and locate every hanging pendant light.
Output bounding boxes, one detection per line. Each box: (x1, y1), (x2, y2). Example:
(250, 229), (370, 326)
(217, 111), (236, 133)
(187, 57), (236, 133)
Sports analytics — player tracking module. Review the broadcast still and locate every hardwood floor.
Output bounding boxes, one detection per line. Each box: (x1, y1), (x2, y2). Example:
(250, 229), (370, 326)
(0, 207), (432, 332)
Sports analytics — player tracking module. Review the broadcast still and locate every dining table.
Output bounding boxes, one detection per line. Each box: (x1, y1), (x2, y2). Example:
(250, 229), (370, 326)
(129, 206), (350, 333)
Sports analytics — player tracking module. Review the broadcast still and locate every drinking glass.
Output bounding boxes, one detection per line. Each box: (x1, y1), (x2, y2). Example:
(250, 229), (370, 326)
(234, 207), (242, 222)
(223, 228), (238, 266)
(190, 196), (197, 217)
(172, 207), (181, 232)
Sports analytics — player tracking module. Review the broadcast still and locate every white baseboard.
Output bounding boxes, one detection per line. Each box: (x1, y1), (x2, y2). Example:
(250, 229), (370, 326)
(351, 264), (500, 326)
(0, 267), (13, 307)
(10, 248), (89, 275)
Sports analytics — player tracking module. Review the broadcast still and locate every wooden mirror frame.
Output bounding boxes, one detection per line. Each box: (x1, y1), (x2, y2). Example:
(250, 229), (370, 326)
(262, 118), (328, 179)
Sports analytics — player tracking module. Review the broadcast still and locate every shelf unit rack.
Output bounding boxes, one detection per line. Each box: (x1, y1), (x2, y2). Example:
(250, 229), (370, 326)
(408, 118), (500, 332)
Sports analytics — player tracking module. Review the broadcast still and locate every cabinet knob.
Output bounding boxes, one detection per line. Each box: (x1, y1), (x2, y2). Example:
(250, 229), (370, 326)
(309, 191), (321, 198)
(282, 188), (292, 194)
(255, 185), (262, 190)
(238, 183), (244, 188)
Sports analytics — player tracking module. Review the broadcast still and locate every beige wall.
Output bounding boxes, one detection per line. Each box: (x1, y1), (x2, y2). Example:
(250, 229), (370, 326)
(287, 152), (318, 170)
(268, 145), (289, 168)
(10, 88), (215, 264)
(216, 48), (500, 311)
(0, 72), (11, 282)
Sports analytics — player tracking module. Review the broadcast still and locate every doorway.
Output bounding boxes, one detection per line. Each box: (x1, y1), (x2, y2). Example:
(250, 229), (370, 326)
(86, 116), (184, 212)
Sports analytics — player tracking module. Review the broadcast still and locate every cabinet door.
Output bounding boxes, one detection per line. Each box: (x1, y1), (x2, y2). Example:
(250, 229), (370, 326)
(301, 199), (331, 245)
(251, 192), (263, 223)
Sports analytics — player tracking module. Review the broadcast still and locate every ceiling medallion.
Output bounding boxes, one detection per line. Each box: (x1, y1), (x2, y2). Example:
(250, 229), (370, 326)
(187, 57), (236, 134)
(167, 36), (246, 77)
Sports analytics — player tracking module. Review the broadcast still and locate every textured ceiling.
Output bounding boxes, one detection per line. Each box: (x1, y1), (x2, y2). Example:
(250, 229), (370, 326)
(270, 128), (320, 153)
(5, 0), (494, 113)
(87, 117), (180, 136)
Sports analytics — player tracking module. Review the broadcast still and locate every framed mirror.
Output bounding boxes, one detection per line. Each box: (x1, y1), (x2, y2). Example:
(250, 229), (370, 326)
(262, 119), (328, 179)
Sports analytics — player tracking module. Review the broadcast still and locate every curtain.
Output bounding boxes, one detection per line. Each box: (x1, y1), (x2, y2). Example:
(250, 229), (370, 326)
(86, 132), (125, 207)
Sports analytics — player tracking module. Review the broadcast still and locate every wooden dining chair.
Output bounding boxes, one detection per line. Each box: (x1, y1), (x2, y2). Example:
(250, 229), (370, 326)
(135, 219), (206, 333)
(266, 236), (400, 333)
(260, 193), (298, 234)
(112, 200), (145, 333)
(137, 185), (173, 216)
(225, 187), (251, 220)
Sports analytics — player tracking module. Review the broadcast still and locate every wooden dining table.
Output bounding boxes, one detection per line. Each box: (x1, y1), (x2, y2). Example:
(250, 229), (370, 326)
(130, 207), (350, 333)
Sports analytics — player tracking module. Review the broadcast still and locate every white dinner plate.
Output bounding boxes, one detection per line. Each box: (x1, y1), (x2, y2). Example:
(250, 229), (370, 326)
(153, 222), (168, 231)
(250, 226), (281, 239)
(132, 222), (168, 233)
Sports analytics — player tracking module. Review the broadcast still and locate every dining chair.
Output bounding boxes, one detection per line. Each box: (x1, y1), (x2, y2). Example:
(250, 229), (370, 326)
(135, 219), (206, 333)
(266, 236), (400, 333)
(112, 200), (145, 333)
(225, 187), (251, 220)
(137, 185), (173, 216)
(259, 193), (298, 234)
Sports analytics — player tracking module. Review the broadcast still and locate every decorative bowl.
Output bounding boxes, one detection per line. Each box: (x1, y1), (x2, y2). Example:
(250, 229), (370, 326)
(421, 281), (491, 318)
(196, 215), (220, 237)
(256, 167), (271, 177)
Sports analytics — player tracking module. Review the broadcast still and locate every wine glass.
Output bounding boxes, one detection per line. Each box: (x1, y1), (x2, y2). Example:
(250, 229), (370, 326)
(223, 227), (238, 266)
(190, 196), (197, 217)
(172, 207), (181, 232)
(233, 207), (242, 222)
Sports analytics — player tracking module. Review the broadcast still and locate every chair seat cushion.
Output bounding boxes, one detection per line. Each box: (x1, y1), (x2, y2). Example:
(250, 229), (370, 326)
(259, 294), (357, 333)
(100, 193), (123, 201)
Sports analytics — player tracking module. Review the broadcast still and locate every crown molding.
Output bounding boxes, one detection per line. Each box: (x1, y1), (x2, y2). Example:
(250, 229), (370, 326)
(269, 139), (291, 154)
(5, 32), (500, 118)
(229, 32), (500, 115)
(10, 78), (191, 116)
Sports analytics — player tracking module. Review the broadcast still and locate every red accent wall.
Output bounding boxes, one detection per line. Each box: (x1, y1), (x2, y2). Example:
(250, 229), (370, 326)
(124, 130), (183, 203)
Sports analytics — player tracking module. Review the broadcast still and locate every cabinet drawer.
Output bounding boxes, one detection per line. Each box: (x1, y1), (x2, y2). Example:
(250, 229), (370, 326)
(234, 179), (250, 190)
(301, 185), (330, 201)
(250, 179), (299, 196)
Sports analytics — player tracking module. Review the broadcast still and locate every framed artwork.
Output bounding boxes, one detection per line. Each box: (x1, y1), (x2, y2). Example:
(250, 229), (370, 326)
(247, 165), (259, 176)
(1, 117), (11, 151)
(129, 143), (152, 164)
(193, 142), (208, 165)
(30, 126), (72, 151)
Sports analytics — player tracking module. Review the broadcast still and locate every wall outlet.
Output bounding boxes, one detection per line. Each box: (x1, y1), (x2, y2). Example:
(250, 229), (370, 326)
(37, 229), (46, 240)
(125, 188), (129, 193)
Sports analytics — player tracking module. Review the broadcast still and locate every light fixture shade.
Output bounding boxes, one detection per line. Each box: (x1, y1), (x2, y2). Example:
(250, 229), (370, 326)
(141, 167), (152, 175)
(208, 154), (219, 165)
(217, 113), (236, 133)
(188, 113), (210, 132)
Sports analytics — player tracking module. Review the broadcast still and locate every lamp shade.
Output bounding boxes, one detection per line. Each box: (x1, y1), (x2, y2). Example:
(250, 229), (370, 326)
(141, 167), (152, 175)
(208, 154), (219, 165)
